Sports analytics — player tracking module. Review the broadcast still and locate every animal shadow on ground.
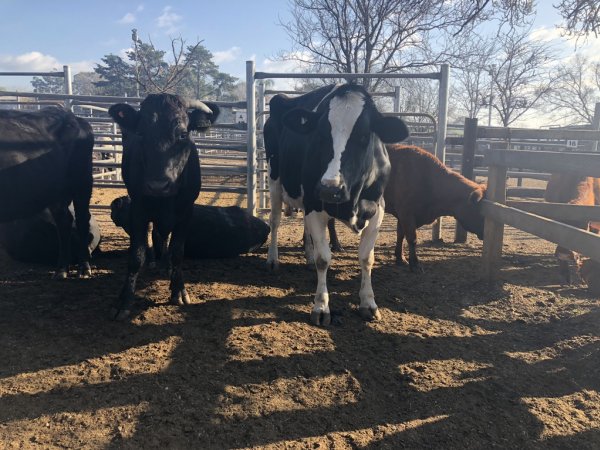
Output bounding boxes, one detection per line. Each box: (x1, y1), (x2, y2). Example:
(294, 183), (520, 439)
(2, 240), (600, 448)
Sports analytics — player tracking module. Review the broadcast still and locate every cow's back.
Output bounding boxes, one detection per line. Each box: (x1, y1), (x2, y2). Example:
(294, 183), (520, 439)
(0, 108), (93, 222)
(384, 145), (445, 226)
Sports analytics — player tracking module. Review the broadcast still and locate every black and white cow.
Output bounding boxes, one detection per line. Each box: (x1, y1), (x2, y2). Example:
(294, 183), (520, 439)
(108, 94), (219, 320)
(264, 84), (409, 325)
(0, 107), (94, 278)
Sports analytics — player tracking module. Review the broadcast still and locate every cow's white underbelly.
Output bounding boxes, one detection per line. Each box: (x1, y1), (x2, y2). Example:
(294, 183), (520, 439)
(282, 185), (304, 211)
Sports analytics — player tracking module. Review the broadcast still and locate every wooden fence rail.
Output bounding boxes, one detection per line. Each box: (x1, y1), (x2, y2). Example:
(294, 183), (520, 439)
(481, 148), (600, 281)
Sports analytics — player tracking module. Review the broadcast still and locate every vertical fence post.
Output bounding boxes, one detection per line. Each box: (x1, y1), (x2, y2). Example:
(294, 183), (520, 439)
(455, 117), (478, 243)
(393, 86), (400, 113)
(432, 63), (450, 242)
(257, 80), (267, 211)
(592, 102), (600, 152)
(482, 163), (507, 282)
(246, 60), (257, 216)
(63, 65), (72, 110)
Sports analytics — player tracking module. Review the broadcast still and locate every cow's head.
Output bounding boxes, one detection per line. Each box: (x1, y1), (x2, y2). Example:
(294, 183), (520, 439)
(109, 94), (220, 196)
(282, 84), (409, 204)
(455, 185), (486, 239)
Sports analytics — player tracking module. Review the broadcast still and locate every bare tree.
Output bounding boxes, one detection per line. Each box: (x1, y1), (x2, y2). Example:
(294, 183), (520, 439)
(544, 54), (600, 124)
(458, 0), (600, 36)
(451, 36), (498, 119)
(279, 0), (496, 89)
(131, 34), (203, 94)
(555, 0), (600, 36)
(488, 25), (557, 126)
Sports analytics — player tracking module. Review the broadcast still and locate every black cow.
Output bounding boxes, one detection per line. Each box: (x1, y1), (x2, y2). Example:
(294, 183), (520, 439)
(110, 195), (270, 259)
(264, 84), (409, 325)
(0, 107), (93, 277)
(0, 205), (100, 265)
(108, 94), (219, 320)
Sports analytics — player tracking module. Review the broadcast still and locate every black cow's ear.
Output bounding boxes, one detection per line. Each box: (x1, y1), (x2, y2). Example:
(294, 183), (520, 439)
(282, 108), (319, 135)
(188, 102), (220, 131)
(373, 116), (410, 143)
(108, 104), (139, 131)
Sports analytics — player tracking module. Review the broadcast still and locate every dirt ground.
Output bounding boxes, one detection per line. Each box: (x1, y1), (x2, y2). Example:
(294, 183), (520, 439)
(1, 186), (600, 449)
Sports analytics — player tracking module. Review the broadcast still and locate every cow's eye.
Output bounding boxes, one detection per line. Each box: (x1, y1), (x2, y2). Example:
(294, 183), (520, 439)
(178, 131), (189, 140)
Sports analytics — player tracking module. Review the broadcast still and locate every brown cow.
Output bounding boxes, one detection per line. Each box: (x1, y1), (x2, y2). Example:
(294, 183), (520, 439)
(383, 144), (486, 271)
(544, 173), (600, 285)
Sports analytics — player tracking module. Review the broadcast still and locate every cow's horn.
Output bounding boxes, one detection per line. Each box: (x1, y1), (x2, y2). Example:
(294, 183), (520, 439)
(184, 99), (212, 113)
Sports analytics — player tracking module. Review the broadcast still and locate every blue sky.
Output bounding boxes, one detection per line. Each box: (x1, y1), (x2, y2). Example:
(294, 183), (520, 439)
(0, 1), (596, 91)
(0, 0), (292, 89)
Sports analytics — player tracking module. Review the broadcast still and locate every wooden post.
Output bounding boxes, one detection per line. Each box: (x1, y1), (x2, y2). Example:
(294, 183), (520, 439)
(455, 117), (477, 242)
(482, 164), (507, 282)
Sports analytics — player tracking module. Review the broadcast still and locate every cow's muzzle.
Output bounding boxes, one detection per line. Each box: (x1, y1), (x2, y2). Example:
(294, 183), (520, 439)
(316, 182), (349, 204)
(145, 179), (174, 196)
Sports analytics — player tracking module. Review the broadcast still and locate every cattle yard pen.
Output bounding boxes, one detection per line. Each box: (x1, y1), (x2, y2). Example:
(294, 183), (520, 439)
(466, 125), (600, 281)
(0, 63), (451, 221)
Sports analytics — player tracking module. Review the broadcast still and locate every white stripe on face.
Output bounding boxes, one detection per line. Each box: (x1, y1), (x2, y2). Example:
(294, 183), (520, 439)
(322, 91), (365, 187)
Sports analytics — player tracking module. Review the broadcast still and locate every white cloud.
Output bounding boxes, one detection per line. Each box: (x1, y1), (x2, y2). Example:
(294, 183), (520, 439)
(118, 13), (136, 24)
(68, 60), (96, 73)
(213, 46), (242, 64)
(157, 6), (182, 34)
(0, 51), (61, 72)
(260, 56), (310, 90)
(118, 4), (144, 25)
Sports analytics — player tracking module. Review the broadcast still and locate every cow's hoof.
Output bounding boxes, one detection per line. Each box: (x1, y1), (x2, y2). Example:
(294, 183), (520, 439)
(53, 270), (68, 280)
(171, 290), (191, 306)
(310, 310), (331, 326)
(331, 243), (345, 253)
(359, 306), (381, 321)
(111, 307), (131, 321)
(266, 260), (279, 272)
(78, 264), (92, 278)
(395, 258), (409, 267)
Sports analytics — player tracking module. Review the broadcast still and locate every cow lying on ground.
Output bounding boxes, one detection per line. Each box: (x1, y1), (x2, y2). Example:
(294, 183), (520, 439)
(0, 206), (100, 265)
(544, 173), (600, 285)
(0, 107), (94, 278)
(383, 144), (486, 271)
(265, 83), (409, 325)
(110, 195), (270, 259)
(108, 94), (219, 320)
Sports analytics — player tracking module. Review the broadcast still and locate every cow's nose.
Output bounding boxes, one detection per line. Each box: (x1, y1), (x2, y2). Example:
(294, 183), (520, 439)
(317, 183), (347, 204)
(146, 180), (170, 194)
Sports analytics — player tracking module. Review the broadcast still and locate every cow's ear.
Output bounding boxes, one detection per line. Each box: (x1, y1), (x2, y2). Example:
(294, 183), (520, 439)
(282, 108), (319, 135)
(373, 116), (410, 143)
(108, 104), (139, 131)
(188, 102), (220, 131)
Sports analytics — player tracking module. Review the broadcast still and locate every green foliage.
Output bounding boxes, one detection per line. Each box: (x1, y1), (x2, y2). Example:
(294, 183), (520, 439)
(92, 33), (239, 100)
(31, 72), (65, 94)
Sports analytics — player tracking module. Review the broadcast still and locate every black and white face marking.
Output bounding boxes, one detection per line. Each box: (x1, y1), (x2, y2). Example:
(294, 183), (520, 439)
(321, 91), (366, 188)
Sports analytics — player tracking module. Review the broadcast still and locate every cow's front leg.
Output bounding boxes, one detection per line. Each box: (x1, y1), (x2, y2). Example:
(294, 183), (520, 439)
(306, 211), (331, 326)
(72, 190), (93, 278)
(304, 214), (315, 265)
(169, 219), (191, 306)
(50, 203), (73, 279)
(357, 203), (384, 321)
(114, 212), (148, 321)
(267, 176), (283, 271)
